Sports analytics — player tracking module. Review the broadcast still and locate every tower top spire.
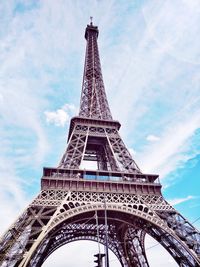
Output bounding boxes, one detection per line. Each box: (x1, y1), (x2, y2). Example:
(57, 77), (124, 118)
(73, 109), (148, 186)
(80, 22), (112, 120)
(90, 16), (93, 26)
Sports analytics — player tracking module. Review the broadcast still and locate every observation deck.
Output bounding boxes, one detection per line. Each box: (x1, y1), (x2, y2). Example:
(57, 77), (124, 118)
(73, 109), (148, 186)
(41, 167), (161, 195)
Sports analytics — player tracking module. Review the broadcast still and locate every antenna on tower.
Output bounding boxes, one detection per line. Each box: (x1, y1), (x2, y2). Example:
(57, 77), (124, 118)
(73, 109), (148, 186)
(90, 16), (93, 25)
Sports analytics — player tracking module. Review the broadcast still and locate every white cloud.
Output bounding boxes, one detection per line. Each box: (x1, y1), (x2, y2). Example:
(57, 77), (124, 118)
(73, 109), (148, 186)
(142, 0), (200, 64)
(129, 147), (137, 156)
(102, 0), (200, 182)
(0, 156), (30, 234)
(44, 103), (76, 127)
(138, 112), (200, 178)
(168, 195), (196, 206)
(146, 134), (160, 142)
(0, 93), (3, 101)
(45, 109), (69, 127)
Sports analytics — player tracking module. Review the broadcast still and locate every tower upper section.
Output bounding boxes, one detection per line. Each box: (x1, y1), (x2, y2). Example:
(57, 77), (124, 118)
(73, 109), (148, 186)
(79, 22), (113, 120)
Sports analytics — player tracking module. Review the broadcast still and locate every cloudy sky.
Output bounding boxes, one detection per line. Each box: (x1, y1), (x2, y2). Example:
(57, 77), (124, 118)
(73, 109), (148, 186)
(0, 0), (200, 266)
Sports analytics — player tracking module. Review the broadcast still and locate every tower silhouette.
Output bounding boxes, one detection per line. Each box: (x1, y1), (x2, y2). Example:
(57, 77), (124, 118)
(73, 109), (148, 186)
(0, 21), (200, 267)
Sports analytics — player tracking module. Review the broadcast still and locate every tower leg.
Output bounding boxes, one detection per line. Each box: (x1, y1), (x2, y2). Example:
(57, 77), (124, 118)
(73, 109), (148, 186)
(124, 228), (149, 267)
(115, 223), (149, 267)
(0, 205), (56, 267)
(158, 211), (200, 256)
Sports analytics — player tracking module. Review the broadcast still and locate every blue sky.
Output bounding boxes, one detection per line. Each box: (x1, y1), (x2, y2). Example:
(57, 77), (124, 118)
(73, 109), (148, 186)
(0, 1), (200, 266)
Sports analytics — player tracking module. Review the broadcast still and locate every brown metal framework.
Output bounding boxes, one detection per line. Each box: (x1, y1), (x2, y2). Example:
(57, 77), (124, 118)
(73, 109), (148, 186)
(0, 22), (200, 267)
(79, 23), (112, 120)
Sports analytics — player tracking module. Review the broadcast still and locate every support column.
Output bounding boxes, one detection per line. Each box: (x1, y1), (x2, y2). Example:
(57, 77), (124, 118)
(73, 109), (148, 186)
(123, 227), (150, 267)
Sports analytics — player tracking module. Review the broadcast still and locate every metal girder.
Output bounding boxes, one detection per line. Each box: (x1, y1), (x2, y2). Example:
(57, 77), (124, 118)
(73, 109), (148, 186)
(58, 122), (140, 174)
(123, 227), (149, 267)
(158, 211), (200, 257)
(32, 222), (127, 267)
(0, 189), (200, 266)
(59, 126), (88, 169)
(148, 225), (197, 267)
(58, 21), (141, 173)
(79, 23), (112, 120)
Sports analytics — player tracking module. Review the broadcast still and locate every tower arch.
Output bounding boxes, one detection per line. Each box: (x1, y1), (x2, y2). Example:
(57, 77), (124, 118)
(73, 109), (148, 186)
(17, 203), (200, 267)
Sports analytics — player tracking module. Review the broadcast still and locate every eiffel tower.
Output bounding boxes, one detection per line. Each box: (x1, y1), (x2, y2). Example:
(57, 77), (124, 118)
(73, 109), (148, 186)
(0, 20), (200, 267)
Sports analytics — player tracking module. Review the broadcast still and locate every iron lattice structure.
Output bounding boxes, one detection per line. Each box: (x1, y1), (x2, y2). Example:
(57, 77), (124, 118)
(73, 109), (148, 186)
(0, 22), (200, 267)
